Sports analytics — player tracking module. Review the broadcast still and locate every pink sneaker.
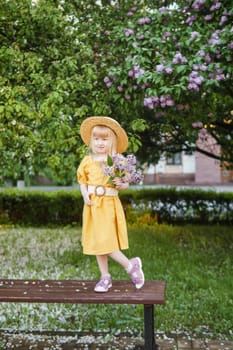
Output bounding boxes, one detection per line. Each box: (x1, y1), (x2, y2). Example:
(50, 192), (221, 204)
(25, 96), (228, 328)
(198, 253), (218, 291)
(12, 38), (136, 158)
(127, 257), (145, 289)
(94, 275), (112, 292)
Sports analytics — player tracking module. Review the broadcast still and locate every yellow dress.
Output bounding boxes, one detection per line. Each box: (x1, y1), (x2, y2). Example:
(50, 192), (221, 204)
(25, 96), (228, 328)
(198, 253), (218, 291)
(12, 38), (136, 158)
(77, 155), (128, 255)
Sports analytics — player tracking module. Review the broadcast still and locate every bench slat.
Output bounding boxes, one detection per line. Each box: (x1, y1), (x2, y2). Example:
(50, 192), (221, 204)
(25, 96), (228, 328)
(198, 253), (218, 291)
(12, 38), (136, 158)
(0, 280), (165, 305)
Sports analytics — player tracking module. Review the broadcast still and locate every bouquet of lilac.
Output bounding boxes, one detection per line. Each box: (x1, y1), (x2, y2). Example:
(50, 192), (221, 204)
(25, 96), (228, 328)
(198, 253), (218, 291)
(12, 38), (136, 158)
(102, 153), (144, 185)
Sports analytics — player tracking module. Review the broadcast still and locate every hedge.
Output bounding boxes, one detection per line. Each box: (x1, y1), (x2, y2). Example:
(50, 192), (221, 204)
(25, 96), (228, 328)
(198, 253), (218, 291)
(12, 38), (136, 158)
(0, 188), (232, 226)
(120, 188), (233, 225)
(0, 190), (83, 226)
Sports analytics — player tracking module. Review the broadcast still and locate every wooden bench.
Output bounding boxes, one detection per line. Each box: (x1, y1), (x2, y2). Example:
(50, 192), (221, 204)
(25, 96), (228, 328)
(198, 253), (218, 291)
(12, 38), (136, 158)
(0, 279), (166, 350)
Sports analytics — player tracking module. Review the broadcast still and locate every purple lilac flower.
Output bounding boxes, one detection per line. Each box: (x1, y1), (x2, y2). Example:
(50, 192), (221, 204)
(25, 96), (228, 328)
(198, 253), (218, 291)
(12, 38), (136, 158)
(124, 94), (131, 100)
(183, 6), (190, 12)
(156, 64), (165, 72)
(128, 66), (145, 79)
(197, 50), (205, 57)
(106, 81), (112, 88)
(188, 70), (205, 91)
(124, 28), (134, 37)
(137, 17), (151, 25)
(190, 31), (200, 40)
(192, 0), (204, 10)
(158, 7), (168, 13)
(144, 95), (174, 109)
(165, 67), (173, 74)
(188, 83), (199, 91)
(186, 15), (196, 26)
(160, 95), (166, 108)
(216, 70), (225, 80)
(103, 76), (113, 88)
(204, 14), (213, 21)
(117, 85), (124, 92)
(163, 32), (171, 39)
(152, 96), (160, 106)
(102, 165), (114, 177)
(228, 43), (233, 49)
(127, 11), (134, 17)
(208, 67), (225, 81)
(210, 2), (222, 11)
(103, 153), (143, 184)
(205, 54), (212, 63)
(130, 169), (144, 184)
(215, 50), (221, 59)
(173, 53), (188, 64)
(144, 17), (151, 24)
(199, 64), (207, 71)
(166, 96), (175, 106)
(144, 97), (155, 109)
(144, 98), (154, 109)
(209, 31), (220, 45)
(128, 70), (134, 78)
(134, 66), (145, 78)
(126, 154), (137, 165)
(219, 16), (228, 26)
(104, 76), (110, 83)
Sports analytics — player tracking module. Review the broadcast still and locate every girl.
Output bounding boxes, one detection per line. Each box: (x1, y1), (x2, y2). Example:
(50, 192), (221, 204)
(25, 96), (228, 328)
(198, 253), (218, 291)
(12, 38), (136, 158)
(77, 116), (144, 292)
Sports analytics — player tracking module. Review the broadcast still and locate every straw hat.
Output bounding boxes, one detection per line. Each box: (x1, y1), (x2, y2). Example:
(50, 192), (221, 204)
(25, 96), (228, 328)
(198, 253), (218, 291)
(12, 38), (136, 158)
(80, 116), (128, 153)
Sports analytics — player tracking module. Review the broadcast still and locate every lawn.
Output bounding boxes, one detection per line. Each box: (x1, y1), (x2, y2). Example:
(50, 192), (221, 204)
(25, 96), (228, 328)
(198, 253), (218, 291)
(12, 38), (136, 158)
(0, 224), (232, 340)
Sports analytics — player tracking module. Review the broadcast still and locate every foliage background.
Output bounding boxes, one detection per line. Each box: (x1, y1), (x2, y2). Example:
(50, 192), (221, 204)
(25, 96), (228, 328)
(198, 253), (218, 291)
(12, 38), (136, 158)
(0, 0), (232, 185)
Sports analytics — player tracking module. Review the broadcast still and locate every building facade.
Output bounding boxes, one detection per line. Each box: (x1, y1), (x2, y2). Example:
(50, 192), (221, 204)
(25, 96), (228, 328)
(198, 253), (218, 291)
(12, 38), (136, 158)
(144, 151), (233, 185)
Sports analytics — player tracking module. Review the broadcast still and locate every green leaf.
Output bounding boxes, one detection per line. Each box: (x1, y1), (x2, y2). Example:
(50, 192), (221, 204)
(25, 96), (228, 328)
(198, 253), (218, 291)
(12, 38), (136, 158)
(107, 155), (114, 166)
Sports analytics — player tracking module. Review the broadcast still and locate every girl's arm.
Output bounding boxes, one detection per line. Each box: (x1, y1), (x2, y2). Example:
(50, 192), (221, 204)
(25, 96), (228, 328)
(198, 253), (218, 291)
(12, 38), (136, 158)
(80, 184), (91, 206)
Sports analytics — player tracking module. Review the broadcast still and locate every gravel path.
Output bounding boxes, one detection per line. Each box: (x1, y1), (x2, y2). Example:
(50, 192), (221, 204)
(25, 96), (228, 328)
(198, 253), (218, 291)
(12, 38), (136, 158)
(1, 331), (232, 350)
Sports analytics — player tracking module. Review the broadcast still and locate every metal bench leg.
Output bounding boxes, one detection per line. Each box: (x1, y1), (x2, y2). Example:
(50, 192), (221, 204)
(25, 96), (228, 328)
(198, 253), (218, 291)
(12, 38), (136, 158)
(144, 304), (158, 350)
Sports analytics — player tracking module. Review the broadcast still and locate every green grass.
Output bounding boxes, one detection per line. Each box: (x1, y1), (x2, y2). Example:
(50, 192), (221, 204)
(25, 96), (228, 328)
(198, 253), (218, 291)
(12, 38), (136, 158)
(0, 224), (232, 340)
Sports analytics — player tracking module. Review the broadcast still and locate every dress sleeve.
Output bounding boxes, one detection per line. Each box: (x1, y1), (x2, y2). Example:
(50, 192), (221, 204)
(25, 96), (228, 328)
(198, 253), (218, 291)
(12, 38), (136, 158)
(77, 156), (89, 184)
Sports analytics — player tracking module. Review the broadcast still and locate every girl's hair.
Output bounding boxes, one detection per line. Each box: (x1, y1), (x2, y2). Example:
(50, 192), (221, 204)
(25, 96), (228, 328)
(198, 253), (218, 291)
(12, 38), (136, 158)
(90, 125), (117, 154)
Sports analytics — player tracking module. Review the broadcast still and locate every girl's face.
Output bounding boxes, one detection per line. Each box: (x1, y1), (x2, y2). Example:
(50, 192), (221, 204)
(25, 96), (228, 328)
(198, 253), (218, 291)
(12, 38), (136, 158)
(90, 126), (117, 155)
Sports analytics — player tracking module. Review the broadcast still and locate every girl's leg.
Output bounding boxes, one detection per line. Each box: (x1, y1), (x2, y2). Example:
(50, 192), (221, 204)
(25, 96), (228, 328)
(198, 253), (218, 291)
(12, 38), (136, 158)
(95, 255), (112, 292)
(96, 254), (109, 276)
(109, 250), (130, 269)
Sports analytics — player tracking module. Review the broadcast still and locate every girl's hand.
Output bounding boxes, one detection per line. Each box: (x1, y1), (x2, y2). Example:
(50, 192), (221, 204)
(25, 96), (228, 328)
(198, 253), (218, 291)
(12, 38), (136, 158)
(80, 184), (92, 206)
(83, 193), (91, 206)
(113, 177), (129, 190)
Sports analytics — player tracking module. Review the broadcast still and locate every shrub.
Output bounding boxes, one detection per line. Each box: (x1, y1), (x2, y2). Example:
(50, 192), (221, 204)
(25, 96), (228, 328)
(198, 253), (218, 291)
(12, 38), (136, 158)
(0, 190), (83, 226)
(0, 188), (232, 226)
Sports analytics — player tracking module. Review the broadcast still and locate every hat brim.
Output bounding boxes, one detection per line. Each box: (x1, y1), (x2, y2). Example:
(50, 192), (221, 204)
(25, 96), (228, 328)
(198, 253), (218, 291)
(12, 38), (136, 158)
(80, 116), (128, 153)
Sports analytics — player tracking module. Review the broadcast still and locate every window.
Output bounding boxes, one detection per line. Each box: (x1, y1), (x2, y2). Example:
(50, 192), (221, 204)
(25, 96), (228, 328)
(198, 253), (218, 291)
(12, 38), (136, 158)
(166, 152), (182, 165)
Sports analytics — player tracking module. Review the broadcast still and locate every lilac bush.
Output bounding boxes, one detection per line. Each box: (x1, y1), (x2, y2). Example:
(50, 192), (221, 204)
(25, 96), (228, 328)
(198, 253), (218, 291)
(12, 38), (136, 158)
(100, 0), (233, 164)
